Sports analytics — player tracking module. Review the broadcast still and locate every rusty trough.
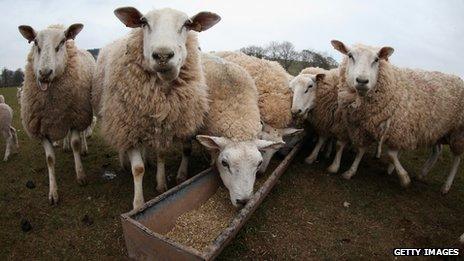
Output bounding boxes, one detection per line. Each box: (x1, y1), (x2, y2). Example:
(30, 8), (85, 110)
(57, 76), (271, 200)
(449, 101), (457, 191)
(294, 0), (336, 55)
(121, 142), (303, 260)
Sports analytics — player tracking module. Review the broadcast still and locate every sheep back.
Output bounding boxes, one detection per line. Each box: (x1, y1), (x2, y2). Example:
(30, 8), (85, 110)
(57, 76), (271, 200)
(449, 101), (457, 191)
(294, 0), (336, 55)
(214, 51), (293, 129)
(201, 53), (261, 141)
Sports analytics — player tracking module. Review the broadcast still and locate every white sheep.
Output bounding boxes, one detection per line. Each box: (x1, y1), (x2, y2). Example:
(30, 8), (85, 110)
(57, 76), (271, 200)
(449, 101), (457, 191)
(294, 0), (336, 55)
(290, 68), (351, 172)
(98, 7), (220, 210)
(0, 95), (18, 161)
(197, 53), (282, 207)
(213, 51), (302, 173)
(18, 24), (95, 204)
(332, 40), (464, 191)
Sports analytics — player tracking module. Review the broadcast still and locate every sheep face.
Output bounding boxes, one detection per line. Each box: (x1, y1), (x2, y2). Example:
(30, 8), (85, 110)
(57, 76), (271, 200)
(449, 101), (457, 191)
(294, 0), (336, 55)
(18, 24), (84, 91)
(331, 40), (394, 96)
(290, 74), (320, 118)
(197, 135), (283, 208)
(114, 7), (220, 82)
(0, 95), (4, 104)
(258, 123), (303, 174)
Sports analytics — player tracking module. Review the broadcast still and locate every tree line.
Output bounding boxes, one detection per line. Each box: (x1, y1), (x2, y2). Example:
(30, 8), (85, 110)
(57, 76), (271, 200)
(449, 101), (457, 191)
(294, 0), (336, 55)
(240, 41), (338, 75)
(0, 68), (24, 88)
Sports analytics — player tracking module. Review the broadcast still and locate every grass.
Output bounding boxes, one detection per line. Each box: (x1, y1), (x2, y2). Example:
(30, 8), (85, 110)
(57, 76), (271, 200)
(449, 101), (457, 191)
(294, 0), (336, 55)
(0, 86), (463, 259)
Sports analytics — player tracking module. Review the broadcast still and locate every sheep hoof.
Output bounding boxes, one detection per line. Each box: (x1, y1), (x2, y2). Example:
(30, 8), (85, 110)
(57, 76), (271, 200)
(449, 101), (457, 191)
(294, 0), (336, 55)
(77, 177), (88, 186)
(342, 171), (353, 180)
(48, 192), (59, 205)
(156, 184), (167, 193)
(305, 157), (316, 165)
(400, 176), (411, 188)
(176, 176), (187, 184)
(327, 165), (339, 174)
(441, 185), (450, 195)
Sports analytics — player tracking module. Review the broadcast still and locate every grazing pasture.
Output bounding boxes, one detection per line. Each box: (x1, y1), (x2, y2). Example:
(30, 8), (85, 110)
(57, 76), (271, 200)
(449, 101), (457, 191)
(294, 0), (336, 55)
(0, 86), (463, 259)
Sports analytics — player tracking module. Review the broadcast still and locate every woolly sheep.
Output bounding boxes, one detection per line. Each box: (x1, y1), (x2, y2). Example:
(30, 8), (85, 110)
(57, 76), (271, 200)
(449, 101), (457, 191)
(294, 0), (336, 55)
(0, 95), (18, 161)
(197, 53), (283, 207)
(332, 40), (464, 191)
(18, 24), (94, 204)
(213, 51), (302, 173)
(291, 67), (357, 174)
(98, 7), (220, 210)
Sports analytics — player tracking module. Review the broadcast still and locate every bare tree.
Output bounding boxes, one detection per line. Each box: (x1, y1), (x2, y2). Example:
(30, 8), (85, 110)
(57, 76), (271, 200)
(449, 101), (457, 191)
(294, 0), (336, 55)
(240, 45), (267, 59)
(265, 41), (299, 70)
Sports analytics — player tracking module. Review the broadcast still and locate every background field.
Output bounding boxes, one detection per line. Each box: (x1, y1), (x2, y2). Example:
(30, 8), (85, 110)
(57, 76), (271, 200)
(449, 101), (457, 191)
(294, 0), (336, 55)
(0, 86), (463, 259)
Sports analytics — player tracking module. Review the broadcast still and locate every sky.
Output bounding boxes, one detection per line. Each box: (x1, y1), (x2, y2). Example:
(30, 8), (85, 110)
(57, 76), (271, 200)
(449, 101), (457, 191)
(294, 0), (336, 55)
(1, 0), (463, 77)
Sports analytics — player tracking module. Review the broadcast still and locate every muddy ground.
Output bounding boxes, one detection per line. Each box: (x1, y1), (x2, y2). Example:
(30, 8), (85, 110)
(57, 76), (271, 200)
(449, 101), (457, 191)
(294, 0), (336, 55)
(0, 86), (463, 259)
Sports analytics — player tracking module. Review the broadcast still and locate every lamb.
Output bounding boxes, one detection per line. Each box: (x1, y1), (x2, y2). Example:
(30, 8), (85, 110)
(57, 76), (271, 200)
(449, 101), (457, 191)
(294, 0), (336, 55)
(213, 51), (302, 173)
(0, 95), (18, 161)
(196, 53), (283, 207)
(332, 40), (464, 191)
(98, 7), (220, 210)
(291, 67), (355, 174)
(18, 24), (95, 204)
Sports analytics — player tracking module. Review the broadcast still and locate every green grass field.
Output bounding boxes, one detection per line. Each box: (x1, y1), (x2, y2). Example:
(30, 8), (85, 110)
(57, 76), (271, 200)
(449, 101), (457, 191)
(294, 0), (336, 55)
(0, 86), (463, 259)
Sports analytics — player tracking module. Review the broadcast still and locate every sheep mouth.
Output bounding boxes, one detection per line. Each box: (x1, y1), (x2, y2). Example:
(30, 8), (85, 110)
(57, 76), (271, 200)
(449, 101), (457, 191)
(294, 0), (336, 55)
(155, 67), (172, 74)
(38, 81), (51, 91)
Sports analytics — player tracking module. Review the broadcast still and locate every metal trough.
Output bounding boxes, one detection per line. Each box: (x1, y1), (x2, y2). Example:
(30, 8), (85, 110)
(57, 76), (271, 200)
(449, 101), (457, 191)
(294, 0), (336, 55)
(121, 142), (302, 260)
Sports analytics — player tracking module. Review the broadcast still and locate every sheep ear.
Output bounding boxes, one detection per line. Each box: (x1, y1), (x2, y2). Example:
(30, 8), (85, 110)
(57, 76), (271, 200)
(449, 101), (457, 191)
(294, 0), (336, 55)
(331, 40), (349, 55)
(65, 23), (84, 40)
(18, 25), (36, 43)
(196, 135), (229, 150)
(114, 7), (144, 28)
(378, 46), (394, 60)
(315, 73), (325, 83)
(255, 139), (285, 151)
(186, 12), (221, 32)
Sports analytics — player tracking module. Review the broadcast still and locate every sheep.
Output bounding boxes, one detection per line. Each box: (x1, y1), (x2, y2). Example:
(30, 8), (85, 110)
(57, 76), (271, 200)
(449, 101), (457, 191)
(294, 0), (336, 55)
(18, 24), (95, 204)
(213, 51), (302, 173)
(332, 40), (464, 191)
(0, 95), (18, 161)
(291, 67), (355, 174)
(460, 233), (464, 244)
(98, 7), (220, 210)
(196, 53), (283, 207)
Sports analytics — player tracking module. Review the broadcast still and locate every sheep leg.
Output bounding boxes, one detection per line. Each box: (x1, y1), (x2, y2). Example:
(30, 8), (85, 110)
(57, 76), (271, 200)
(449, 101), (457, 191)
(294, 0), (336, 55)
(387, 149), (411, 187)
(128, 149), (145, 210)
(156, 153), (167, 193)
(63, 131), (71, 152)
(10, 126), (18, 152)
(176, 139), (192, 184)
(418, 144), (442, 180)
(327, 140), (347, 173)
(342, 147), (366, 180)
(441, 155), (461, 194)
(305, 136), (326, 164)
(80, 131), (88, 156)
(70, 130), (87, 186)
(324, 139), (333, 159)
(387, 163), (395, 175)
(3, 133), (12, 161)
(43, 139), (58, 205)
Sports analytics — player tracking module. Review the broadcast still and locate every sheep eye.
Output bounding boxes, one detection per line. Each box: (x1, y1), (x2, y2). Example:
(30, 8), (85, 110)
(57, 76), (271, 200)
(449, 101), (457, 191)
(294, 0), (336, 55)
(374, 57), (379, 63)
(348, 53), (355, 62)
(258, 160), (263, 167)
(221, 159), (229, 168)
(304, 85), (312, 93)
(140, 17), (149, 28)
(55, 39), (65, 52)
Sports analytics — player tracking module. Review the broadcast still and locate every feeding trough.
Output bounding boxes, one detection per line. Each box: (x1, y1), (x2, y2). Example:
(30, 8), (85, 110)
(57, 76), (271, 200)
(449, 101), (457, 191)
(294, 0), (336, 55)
(121, 142), (303, 260)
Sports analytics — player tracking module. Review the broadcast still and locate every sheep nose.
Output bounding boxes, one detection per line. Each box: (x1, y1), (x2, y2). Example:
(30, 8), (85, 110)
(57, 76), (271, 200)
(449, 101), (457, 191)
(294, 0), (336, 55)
(39, 69), (53, 79)
(292, 109), (302, 116)
(152, 49), (175, 63)
(356, 77), (369, 85)
(236, 198), (249, 207)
